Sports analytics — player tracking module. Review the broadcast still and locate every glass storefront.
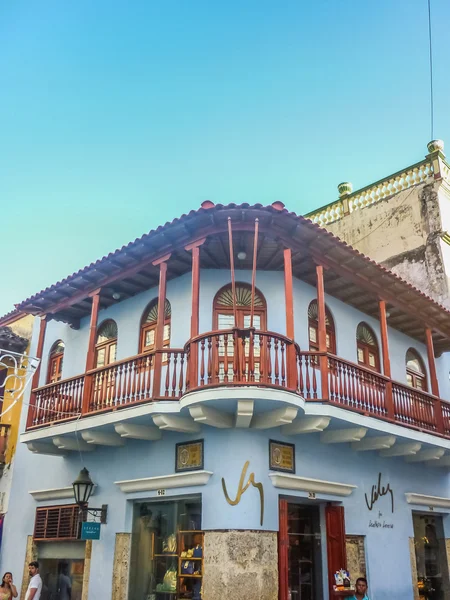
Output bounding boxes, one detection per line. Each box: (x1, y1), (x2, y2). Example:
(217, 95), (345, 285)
(129, 497), (202, 600)
(39, 558), (84, 600)
(413, 513), (450, 600)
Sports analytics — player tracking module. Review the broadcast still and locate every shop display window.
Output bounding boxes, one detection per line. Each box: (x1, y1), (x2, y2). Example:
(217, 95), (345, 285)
(129, 498), (203, 600)
(413, 513), (450, 600)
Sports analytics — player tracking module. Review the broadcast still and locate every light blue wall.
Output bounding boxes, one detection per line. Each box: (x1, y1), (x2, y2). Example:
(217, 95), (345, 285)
(8, 268), (449, 600)
(38, 269), (440, 393)
(3, 418), (450, 600)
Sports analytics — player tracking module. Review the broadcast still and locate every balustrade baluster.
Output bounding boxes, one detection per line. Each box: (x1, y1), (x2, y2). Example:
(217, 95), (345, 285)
(223, 334), (229, 383)
(337, 362), (344, 403)
(298, 354), (304, 395)
(281, 341), (286, 387)
(241, 336), (246, 382)
(146, 355), (153, 397)
(312, 361), (317, 398)
(264, 337), (271, 385)
(328, 358), (335, 401)
(233, 331), (239, 382)
(274, 338), (279, 385)
(249, 332), (255, 383)
(179, 353), (185, 396)
(165, 353), (171, 397)
(305, 356), (311, 399)
(200, 340), (205, 386)
(342, 363), (348, 405)
(207, 338), (212, 384)
(172, 353), (178, 397)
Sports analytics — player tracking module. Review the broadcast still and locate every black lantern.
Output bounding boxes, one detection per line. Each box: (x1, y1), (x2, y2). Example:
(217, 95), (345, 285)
(73, 467), (94, 507)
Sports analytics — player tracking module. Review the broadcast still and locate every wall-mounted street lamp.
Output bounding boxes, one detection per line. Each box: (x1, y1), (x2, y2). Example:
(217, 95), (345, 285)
(73, 468), (108, 524)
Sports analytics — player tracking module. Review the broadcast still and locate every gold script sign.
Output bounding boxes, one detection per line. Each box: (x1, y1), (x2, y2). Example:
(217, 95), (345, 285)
(221, 461), (264, 526)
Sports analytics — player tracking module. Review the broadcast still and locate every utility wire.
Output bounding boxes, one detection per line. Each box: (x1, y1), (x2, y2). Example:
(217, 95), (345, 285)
(428, 0), (434, 140)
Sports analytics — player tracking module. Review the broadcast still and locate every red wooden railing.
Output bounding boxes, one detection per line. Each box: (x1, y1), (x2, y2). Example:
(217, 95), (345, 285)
(185, 329), (294, 390)
(26, 330), (450, 440)
(31, 375), (85, 426)
(296, 350), (321, 399)
(393, 382), (439, 433)
(327, 355), (388, 418)
(161, 349), (186, 398)
(88, 352), (155, 412)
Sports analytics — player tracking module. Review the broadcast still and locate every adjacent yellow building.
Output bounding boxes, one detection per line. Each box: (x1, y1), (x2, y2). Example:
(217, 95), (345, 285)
(0, 310), (34, 515)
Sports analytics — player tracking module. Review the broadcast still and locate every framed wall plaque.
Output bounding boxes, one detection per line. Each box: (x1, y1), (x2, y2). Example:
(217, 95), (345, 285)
(175, 439), (204, 472)
(269, 440), (295, 473)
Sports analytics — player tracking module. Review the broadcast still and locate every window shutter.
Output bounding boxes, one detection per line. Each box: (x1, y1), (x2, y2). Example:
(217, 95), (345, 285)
(325, 504), (347, 596)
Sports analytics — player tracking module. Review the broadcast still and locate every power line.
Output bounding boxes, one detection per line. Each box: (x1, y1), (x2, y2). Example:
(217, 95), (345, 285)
(428, 0), (434, 140)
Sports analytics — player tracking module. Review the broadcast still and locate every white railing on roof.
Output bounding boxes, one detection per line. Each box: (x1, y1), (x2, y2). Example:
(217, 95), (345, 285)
(309, 159), (434, 227)
(307, 141), (450, 228)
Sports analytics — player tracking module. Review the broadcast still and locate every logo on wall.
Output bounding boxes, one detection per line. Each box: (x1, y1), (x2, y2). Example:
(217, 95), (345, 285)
(221, 461), (264, 526)
(365, 472), (394, 514)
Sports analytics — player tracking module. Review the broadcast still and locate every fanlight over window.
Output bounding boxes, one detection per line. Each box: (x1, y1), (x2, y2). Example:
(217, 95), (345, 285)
(406, 348), (427, 391)
(140, 299), (171, 353)
(215, 285), (265, 309)
(308, 300), (336, 354)
(356, 323), (380, 372)
(48, 340), (65, 384)
(95, 320), (118, 368)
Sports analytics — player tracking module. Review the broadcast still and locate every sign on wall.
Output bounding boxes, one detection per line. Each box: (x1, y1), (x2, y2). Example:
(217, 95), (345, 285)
(175, 439), (204, 472)
(81, 522), (101, 540)
(365, 472), (394, 530)
(269, 440), (295, 473)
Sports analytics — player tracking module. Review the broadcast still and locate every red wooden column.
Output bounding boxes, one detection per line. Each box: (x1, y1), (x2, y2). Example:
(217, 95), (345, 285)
(27, 316), (48, 428)
(316, 264), (329, 399)
(379, 300), (394, 418)
(425, 328), (444, 433)
(186, 239), (205, 391)
(82, 289), (101, 414)
(152, 255), (171, 398)
(284, 248), (296, 389)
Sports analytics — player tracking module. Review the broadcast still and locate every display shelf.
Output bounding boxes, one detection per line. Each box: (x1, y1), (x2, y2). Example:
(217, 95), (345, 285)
(177, 530), (204, 600)
(155, 554), (178, 558)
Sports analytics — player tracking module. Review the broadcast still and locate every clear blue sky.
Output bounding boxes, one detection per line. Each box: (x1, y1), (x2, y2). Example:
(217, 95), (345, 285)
(1, 0), (449, 316)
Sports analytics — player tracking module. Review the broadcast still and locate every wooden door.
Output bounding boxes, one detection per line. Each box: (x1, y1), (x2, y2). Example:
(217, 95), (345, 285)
(325, 505), (347, 598)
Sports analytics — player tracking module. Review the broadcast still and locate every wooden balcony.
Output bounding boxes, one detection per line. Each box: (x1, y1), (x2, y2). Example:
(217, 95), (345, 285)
(27, 329), (450, 439)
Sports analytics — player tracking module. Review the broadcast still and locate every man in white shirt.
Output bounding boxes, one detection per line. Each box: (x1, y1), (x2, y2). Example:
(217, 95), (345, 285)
(25, 561), (42, 600)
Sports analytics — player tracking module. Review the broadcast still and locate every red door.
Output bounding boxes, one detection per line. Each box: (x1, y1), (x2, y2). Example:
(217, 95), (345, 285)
(325, 505), (347, 598)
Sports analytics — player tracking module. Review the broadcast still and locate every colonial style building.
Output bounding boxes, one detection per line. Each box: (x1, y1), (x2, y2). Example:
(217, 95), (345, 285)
(307, 140), (450, 308)
(3, 202), (450, 600)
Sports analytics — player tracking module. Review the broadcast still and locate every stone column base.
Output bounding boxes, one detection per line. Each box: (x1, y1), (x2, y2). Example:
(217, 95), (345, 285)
(111, 532), (131, 600)
(203, 530), (278, 600)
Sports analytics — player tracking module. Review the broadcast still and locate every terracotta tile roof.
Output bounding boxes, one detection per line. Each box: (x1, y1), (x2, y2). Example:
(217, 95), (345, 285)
(13, 202), (450, 349)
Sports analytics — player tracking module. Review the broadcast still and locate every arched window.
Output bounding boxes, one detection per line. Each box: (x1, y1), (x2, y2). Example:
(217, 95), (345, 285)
(356, 323), (380, 372)
(140, 299), (171, 353)
(95, 320), (118, 368)
(406, 349), (427, 391)
(47, 340), (65, 383)
(308, 300), (336, 354)
(213, 283), (267, 330)
(213, 283), (267, 382)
